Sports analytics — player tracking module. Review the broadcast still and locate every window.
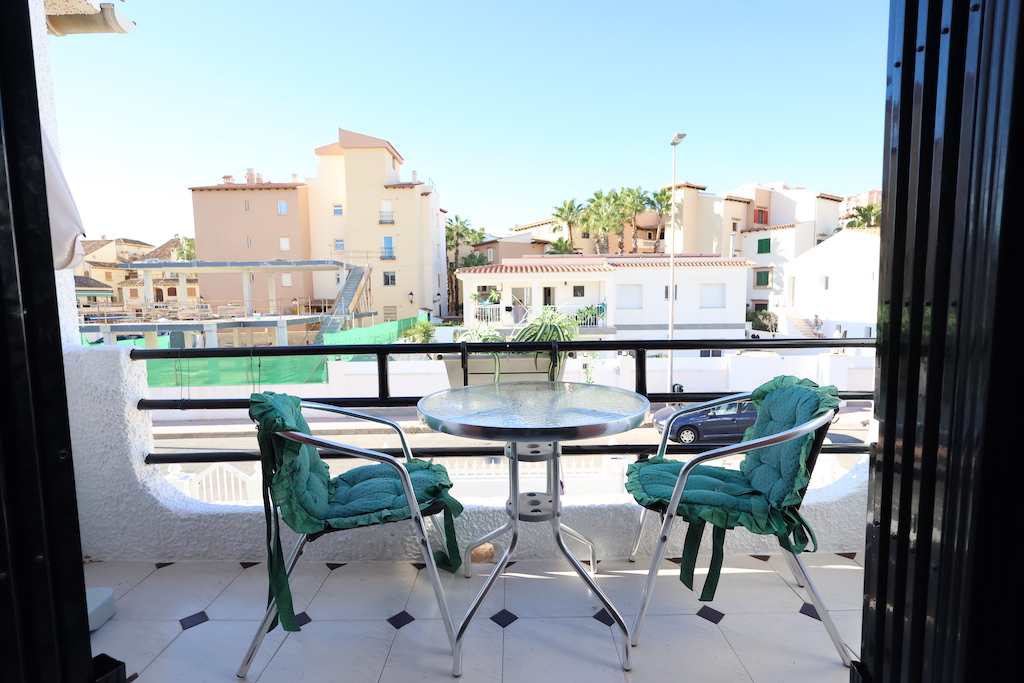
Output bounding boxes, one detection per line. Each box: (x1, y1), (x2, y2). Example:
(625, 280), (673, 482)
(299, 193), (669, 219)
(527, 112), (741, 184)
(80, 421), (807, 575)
(279, 237), (291, 252)
(757, 238), (770, 254)
(129, 288), (138, 298)
(334, 238), (345, 251)
(823, 276), (830, 290)
(664, 284), (678, 300)
(281, 273), (293, 287)
(380, 200), (394, 224)
(167, 287), (177, 297)
(245, 200), (250, 211)
(699, 349), (723, 357)
(866, 326), (874, 337)
(187, 287), (196, 297)
(699, 283), (726, 308)
(755, 208), (768, 224)
(105, 271), (113, 281)
(732, 221), (739, 232)
(335, 272), (341, 285)
(647, 231), (653, 239)
(383, 305), (397, 321)
(278, 200), (288, 215)
(381, 236), (395, 260)
(250, 274), (256, 283)
(754, 268), (772, 288)
(752, 300), (769, 311)
(617, 284), (642, 309)
(247, 237), (253, 247)
(580, 231), (590, 239)
(573, 286), (585, 297)
(383, 271), (396, 286)
(486, 248), (494, 262)
(332, 204), (343, 216)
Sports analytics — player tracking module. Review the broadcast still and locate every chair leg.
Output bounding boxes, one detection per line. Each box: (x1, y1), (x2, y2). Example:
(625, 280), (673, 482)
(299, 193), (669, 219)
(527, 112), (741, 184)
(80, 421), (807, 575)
(785, 549), (853, 668)
(410, 511), (458, 655)
(559, 524), (598, 576)
(781, 549), (805, 587)
(627, 507), (650, 562)
(629, 508), (677, 646)
(236, 534), (307, 678)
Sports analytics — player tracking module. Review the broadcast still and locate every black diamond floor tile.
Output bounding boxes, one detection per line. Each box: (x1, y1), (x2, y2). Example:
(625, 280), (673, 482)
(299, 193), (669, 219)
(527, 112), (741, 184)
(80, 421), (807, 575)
(666, 557), (682, 565)
(837, 552), (857, 560)
(326, 563), (346, 571)
(295, 611), (312, 627)
(412, 562), (426, 571)
(240, 561), (259, 569)
(593, 609), (614, 626)
(696, 606), (725, 624)
(155, 562), (174, 569)
(490, 609), (518, 628)
(751, 555), (771, 562)
(179, 611), (209, 630)
(387, 610), (415, 629)
(800, 602), (821, 620)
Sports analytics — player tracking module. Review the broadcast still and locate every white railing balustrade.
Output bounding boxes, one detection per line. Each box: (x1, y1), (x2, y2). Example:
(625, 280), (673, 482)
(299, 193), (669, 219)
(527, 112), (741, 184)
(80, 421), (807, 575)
(165, 463), (261, 505)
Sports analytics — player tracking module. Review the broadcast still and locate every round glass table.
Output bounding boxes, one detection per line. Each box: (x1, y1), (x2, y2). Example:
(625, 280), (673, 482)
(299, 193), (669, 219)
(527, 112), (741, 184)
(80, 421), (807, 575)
(417, 381), (649, 674)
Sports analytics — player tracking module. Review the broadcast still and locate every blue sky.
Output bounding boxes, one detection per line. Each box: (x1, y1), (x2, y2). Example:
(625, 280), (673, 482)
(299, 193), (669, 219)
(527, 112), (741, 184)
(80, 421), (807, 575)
(48, 0), (890, 247)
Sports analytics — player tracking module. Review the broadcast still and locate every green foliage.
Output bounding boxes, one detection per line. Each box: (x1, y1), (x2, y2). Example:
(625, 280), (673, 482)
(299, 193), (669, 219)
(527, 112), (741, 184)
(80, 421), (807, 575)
(552, 199), (585, 249)
(456, 308), (580, 381)
(617, 187), (651, 253)
(174, 236), (196, 260)
(445, 215), (484, 312)
(545, 237), (575, 254)
(746, 309), (779, 332)
(400, 320), (436, 344)
(844, 203), (881, 228)
(459, 252), (489, 267)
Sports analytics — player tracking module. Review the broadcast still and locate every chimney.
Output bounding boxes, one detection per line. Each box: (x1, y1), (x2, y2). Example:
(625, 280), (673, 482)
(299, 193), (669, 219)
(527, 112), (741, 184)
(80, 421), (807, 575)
(291, 173), (299, 183)
(412, 170), (418, 182)
(256, 173), (263, 184)
(246, 168), (255, 184)
(222, 175), (234, 184)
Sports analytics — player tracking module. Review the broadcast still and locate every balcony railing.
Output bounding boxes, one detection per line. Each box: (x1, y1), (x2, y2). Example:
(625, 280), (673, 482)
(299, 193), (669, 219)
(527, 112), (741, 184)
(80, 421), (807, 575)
(379, 211), (394, 224)
(132, 337), (874, 468)
(380, 247), (395, 260)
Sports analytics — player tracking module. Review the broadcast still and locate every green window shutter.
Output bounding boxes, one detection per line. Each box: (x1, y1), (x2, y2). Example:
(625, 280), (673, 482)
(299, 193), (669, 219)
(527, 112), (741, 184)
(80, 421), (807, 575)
(756, 270), (770, 286)
(758, 238), (770, 254)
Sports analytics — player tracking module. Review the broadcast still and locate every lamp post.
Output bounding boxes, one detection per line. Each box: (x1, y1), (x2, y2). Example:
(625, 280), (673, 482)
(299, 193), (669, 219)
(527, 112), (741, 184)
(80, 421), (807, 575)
(667, 133), (685, 393)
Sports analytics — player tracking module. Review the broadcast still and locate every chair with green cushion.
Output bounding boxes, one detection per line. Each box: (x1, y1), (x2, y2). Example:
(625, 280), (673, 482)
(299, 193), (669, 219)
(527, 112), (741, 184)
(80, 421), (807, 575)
(237, 392), (464, 679)
(624, 376), (853, 667)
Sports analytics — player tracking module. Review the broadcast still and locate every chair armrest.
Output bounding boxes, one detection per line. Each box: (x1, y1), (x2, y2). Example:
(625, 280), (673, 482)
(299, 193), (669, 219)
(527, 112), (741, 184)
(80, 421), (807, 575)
(660, 409), (835, 519)
(299, 401), (415, 462)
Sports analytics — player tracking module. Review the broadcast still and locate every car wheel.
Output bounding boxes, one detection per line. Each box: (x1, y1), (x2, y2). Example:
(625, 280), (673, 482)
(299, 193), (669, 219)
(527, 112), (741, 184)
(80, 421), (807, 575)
(677, 426), (698, 444)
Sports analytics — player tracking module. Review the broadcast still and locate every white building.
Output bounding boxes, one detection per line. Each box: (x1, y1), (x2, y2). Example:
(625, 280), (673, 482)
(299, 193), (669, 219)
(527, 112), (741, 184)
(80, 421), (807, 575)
(455, 253), (752, 340)
(786, 226), (881, 339)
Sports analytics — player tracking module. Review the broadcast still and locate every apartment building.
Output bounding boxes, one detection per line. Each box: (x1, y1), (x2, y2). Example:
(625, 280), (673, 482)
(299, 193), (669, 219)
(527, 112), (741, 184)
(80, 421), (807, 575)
(74, 236), (154, 302)
(190, 130), (447, 320)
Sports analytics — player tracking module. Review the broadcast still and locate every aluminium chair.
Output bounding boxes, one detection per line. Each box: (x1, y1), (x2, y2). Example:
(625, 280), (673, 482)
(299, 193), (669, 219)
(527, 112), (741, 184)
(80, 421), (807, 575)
(237, 392), (463, 678)
(624, 375), (853, 667)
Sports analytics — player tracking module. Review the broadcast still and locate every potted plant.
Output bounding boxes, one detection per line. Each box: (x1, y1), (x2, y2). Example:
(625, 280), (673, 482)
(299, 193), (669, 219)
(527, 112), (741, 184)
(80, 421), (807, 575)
(442, 307), (580, 386)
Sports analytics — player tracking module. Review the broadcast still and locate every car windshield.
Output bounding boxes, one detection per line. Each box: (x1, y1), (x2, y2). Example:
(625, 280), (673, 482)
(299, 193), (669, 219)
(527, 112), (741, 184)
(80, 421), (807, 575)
(711, 403), (739, 416)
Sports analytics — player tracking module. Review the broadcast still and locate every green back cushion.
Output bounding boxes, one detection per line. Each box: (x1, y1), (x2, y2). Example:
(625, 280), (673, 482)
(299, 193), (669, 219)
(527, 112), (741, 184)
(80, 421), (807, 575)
(740, 378), (839, 508)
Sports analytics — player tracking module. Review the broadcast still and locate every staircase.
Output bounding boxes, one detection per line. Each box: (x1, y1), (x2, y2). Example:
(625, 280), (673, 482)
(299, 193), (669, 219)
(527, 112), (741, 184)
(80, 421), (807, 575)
(313, 266), (367, 344)
(775, 307), (817, 338)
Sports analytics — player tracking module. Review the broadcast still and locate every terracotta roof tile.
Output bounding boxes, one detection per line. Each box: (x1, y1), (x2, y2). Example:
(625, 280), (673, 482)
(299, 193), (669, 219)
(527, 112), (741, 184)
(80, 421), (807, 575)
(384, 181), (424, 189)
(817, 193), (843, 202)
(845, 226), (881, 236)
(609, 259), (754, 268)
(457, 264), (614, 274)
(189, 182), (304, 191)
(724, 195), (752, 203)
(741, 222), (798, 233)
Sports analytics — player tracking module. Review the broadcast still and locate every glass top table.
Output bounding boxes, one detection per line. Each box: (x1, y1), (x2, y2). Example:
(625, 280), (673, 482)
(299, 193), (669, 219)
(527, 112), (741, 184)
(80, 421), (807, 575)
(417, 381), (650, 443)
(417, 381), (649, 675)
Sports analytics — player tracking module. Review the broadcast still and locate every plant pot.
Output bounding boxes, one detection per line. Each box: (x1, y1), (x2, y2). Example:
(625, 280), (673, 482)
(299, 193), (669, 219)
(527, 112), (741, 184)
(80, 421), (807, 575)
(439, 354), (566, 387)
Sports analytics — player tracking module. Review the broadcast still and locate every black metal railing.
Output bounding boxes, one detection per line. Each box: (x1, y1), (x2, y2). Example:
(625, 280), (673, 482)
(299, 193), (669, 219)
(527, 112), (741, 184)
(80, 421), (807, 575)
(379, 211), (394, 224)
(131, 337), (875, 465)
(380, 247), (395, 260)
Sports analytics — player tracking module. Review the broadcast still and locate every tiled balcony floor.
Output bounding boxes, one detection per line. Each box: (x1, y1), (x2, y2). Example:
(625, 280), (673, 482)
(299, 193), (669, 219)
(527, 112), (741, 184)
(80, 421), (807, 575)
(85, 552), (863, 683)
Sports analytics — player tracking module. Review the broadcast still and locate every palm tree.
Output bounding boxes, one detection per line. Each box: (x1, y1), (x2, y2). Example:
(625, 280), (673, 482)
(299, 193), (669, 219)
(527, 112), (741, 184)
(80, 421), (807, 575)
(445, 215), (482, 314)
(581, 190), (614, 254)
(845, 203), (881, 228)
(174, 236), (196, 260)
(649, 187), (673, 253)
(545, 237), (575, 254)
(551, 199), (584, 251)
(617, 187), (651, 253)
(459, 252), (489, 267)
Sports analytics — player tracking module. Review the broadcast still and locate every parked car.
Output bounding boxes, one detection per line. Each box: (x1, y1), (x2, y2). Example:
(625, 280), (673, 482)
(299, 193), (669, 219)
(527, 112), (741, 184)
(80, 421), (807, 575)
(652, 400), (758, 444)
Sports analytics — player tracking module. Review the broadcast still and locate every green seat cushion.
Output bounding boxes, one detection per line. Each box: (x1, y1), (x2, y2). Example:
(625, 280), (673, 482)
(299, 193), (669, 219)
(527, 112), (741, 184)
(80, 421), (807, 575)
(324, 459), (455, 530)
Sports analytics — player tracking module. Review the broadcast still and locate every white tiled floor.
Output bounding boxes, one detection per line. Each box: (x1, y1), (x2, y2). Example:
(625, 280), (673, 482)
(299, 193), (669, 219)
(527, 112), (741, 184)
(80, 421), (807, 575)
(85, 552), (863, 682)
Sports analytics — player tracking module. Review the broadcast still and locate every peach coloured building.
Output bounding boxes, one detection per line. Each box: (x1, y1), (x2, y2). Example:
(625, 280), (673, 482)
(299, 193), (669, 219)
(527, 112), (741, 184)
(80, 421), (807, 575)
(190, 130), (447, 320)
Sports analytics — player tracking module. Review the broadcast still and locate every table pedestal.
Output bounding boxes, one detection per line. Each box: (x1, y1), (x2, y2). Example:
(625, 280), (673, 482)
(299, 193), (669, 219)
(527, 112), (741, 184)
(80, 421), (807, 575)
(452, 440), (631, 676)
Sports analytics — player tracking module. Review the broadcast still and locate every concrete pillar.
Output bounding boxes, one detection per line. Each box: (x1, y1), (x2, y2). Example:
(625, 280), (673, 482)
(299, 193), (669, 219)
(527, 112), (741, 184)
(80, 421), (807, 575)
(242, 272), (252, 317)
(267, 274), (277, 315)
(100, 324), (115, 345)
(144, 331), (158, 349)
(143, 271), (153, 314)
(203, 323), (218, 348)
(604, 280), (616, 328)
(232, 327), (241, 347)
(272, 320), (289, 346)
(178, 272), (188, 315)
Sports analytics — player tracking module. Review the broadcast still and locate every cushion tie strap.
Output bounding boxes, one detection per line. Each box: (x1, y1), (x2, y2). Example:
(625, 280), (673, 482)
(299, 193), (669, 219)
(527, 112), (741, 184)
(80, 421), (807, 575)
(679, 519), (705, 591)
(677, 519), (728, 602)
(262, 464), (300, 632)
(429, 487), (464, 573)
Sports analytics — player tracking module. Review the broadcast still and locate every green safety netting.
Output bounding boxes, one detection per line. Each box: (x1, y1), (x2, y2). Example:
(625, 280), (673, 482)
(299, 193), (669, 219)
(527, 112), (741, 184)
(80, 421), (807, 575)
(78, 313), (428, 386)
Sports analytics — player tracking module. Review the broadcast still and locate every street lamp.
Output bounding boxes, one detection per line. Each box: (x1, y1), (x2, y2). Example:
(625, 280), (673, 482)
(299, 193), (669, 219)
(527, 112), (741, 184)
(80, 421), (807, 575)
(408, 291), (415, 304)
(667, 132), (686, 393)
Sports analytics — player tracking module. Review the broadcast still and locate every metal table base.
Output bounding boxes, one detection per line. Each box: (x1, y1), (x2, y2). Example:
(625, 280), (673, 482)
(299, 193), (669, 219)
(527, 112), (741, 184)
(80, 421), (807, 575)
(452, 440), (631, 677)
